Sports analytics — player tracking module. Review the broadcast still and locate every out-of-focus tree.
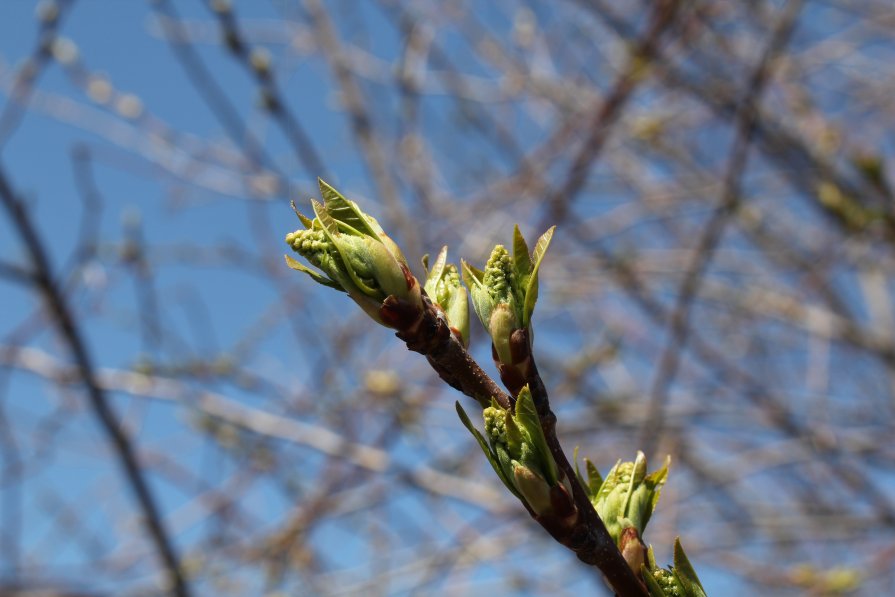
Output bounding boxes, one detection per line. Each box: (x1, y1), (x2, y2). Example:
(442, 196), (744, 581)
(0, 0), (893, 594)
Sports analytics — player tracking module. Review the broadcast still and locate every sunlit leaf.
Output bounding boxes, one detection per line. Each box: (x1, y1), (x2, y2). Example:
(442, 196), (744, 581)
(317, 178), (380, 238)
(673, 537), (707, 597)
(284, 255), (344, 290)
(585, 458), (603, 497)
(513, 386), (558, 485)
(522, 226), (555, 327)
(513, 224), (533, 279)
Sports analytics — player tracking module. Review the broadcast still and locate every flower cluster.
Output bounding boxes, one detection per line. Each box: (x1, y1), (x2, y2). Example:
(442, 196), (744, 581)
(462, 226), (554, 394)
(457, 386), (576, 525)
(285, 179), (422, 328)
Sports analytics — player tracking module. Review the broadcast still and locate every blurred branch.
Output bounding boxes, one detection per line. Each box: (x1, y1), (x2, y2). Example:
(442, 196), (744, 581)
(203, 0), (328, 180)
(151, 0), (288, 195)
(0, 261), (33, 285)
(0, 165), (192, 597)
(583, 0), (894, 227)
(0, 344), (506, 511)
(1, 0), (894, 593)
(0, 0), (75, 151)
(304, 0), (419, 255)
(641, 0), (806, 456)
(543, 0), (682, 228)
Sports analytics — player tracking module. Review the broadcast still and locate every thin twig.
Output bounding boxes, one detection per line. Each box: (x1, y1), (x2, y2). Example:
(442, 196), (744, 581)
(396, 295), (649, 596)
(640, 0), (806, 456)
(202, 0), (329, 180)
(0, 164), (192, 597)
(543, 0), (682, 230)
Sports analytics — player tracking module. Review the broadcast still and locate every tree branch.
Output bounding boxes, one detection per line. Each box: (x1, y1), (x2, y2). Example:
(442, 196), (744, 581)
(394, 294), (648, 596)
(0, 164), (192, 597)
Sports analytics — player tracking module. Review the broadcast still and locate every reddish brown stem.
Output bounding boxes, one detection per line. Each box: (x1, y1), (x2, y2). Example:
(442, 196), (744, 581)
(389, 294), (648, 596)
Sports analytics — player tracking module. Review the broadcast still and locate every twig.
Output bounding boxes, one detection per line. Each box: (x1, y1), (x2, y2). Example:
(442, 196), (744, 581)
(0, 0), (75, 151)
(640, 0), (806, 456)
(0, 343), (506, 511)
(394, 295), (649, 596)
(0, 164), (192, 597)
(152, 0), (288, 194)
(543, 0), (682, 230)
(202, 0), (328, 180)
(581, 0), (893, 233)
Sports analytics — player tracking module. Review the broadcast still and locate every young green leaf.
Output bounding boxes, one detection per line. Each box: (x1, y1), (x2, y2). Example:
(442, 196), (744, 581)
(423, 246), (449, 302)
(460, 259), (485, 288)
(673, 537), (707, 597)
(642, 456), (671, 531)
(513, 387), (558, 485)
(462, 259), (495, 330)
(317, 178), (381, 239)
(424, 246), (448, 286)
(284, 255), (344, 290)
(512, 224), (533, 280)
(585, 458), (603, 497)
(290, 200), (315, 229)
(522, 226), (555, 327)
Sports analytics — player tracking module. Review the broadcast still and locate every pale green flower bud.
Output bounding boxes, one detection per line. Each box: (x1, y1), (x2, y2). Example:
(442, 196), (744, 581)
(483, 245), (521, 312)
(284, 178), (423, 328)
(457, 386), (568, 520)
(482, 405), (507, 445)
(588, 451), (670, 546)
(464, 245), (521, 341)
(423, 247), (470, 346)
(461, 227), (554, 393)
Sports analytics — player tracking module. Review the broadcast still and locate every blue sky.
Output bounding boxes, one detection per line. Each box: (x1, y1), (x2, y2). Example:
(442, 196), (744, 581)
(3, 1), (891, 595)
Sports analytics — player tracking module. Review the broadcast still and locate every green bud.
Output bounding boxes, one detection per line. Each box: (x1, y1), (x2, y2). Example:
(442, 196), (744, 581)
(284, 178), (423, 328)
(589, 451), (670, 546)
(482, 404), (507, 445)
(338, 234), (411, 299)
(488, 303), (517, 365)
(457, 386), (567, 519)
(461, 227), (554, 387)
(513, 463), (552, 515)
(642, 538), (707, 597)
(423, 247), (470, 347)
(464, 245), (520, 340)
(484, 245), (521, 312)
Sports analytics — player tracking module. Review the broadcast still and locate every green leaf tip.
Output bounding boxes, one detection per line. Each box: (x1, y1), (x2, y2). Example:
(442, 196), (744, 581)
(673, 537), (706, 596)
(522, 225), (555, 327)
